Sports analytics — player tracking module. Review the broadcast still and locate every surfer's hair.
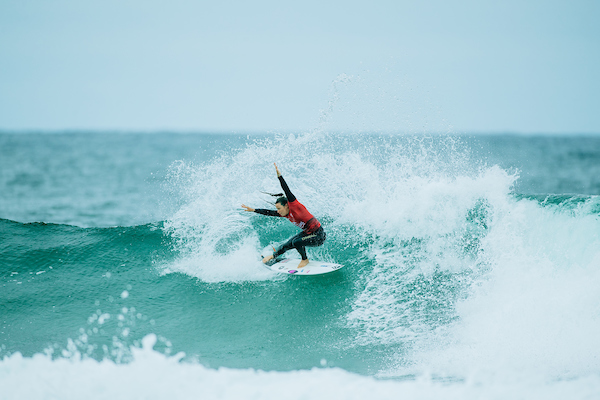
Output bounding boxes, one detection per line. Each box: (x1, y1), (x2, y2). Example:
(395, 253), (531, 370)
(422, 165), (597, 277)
(262, 191), (287, 206)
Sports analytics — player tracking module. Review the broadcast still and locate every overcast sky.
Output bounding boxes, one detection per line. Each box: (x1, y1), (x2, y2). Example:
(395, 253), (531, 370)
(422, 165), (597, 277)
(1, 0), (598, 134)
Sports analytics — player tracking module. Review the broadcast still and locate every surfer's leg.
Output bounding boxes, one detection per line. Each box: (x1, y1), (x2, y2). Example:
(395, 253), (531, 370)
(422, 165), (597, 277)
(291, 236), (309, 268)
(290, 228), (326, 258)
(300, 227), (326, 249)
(294, 240), (308, 260)
(274, 228), (326, 268)
(290, 233), (315, 260)
(274, 232), (304, 258)
(294, 228), (325, 268)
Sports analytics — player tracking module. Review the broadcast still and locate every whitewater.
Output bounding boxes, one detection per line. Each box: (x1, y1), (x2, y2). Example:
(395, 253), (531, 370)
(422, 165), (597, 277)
(1, 131), (600, 399)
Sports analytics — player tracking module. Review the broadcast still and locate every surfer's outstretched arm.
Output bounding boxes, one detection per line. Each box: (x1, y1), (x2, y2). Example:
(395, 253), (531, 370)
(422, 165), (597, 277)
(274, 163), (296, 202)
(241, 204), (279, 217)
(241, 204), (255, 212)
(254, 208), (279, 216)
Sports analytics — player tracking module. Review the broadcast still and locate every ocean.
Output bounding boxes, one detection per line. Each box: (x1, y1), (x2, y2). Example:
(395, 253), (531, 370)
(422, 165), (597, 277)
(1, 131), (599, 399)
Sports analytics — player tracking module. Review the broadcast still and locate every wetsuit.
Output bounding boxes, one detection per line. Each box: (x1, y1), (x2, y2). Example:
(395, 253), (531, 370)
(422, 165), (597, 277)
(254, 175), (326, 260)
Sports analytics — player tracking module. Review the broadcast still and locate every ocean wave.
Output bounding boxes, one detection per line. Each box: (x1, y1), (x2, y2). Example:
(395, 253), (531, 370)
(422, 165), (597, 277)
(3, 132), (600, 389)
(0, 219), (168, 272)
(2, 333), (599, 400)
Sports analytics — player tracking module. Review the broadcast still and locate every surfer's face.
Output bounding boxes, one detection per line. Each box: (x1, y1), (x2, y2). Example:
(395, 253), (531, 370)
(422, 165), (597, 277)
(275, 203), (289, 216)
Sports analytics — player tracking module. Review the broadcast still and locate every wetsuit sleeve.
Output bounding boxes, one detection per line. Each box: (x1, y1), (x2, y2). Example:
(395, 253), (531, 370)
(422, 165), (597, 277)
(278, 175), (296, 203)
(254, 208), (280, 217)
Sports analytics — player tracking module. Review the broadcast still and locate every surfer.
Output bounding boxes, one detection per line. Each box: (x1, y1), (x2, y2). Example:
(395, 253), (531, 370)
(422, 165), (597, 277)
(241, 163), (326, 269)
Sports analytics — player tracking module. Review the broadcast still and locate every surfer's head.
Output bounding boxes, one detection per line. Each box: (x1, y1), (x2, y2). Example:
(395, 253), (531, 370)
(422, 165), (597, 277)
(275, 197), (289, 216)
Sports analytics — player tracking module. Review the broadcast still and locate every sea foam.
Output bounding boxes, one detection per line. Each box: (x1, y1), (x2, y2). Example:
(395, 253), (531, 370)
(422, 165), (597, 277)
(1, 334), (599, 400)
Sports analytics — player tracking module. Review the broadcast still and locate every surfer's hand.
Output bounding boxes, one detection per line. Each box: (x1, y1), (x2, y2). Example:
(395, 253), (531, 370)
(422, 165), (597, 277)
(274, 163), (281, 177)
(241, 204), (255, 212)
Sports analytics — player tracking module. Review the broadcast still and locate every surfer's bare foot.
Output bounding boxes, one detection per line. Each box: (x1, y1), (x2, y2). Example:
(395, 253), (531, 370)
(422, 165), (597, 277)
(298, 259), (309, 269)
(263, 254), (274, 264)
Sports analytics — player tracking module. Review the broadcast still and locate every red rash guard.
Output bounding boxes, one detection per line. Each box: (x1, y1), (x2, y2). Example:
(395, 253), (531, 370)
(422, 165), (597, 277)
(285, 199), (321, 234)
(254, 175), (322, 234)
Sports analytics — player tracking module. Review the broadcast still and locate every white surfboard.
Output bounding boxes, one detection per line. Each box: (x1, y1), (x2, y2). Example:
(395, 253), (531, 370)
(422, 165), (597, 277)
(260, 245), (344, 275)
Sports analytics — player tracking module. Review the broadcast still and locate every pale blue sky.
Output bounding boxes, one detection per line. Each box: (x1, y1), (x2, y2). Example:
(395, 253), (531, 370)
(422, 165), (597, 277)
(1, 0), (598, 133)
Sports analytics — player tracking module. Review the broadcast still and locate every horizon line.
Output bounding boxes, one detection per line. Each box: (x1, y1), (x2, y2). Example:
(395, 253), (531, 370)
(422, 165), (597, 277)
(1, 129), (600, 137)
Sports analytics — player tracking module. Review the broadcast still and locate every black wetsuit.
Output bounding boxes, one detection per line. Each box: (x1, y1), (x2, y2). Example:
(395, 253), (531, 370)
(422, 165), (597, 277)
(254, 175), (326, 260)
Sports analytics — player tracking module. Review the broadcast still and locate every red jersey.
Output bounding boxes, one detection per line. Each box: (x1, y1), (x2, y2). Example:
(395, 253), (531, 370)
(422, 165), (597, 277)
(285, 199), (321, 234)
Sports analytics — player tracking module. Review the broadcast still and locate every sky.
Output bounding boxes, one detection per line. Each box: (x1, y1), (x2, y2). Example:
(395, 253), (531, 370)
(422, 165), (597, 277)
(0, 0), (599, 134)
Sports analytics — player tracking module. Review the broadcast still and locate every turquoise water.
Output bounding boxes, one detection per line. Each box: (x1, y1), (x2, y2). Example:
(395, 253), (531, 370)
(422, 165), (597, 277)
(1, 132), (600, 398)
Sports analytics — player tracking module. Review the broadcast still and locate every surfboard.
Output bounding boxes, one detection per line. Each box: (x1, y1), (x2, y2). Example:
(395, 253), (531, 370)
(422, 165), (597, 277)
(260, 245), (344, 275)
